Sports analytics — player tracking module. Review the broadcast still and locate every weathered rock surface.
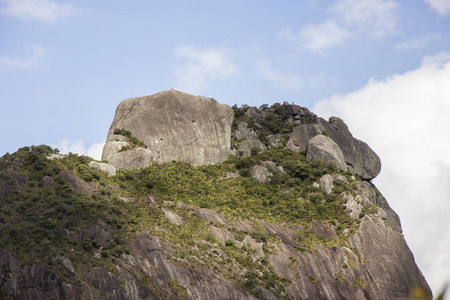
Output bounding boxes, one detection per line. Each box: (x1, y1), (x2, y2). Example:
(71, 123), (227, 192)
(0, 175), (431, 300)
(1, 92), (430, 299)
(287, 117), (381, 180)
(251, 164), (272, 183)
(102, 89), (233, 169)
(103, 92), (380, 180)
(318, 118), (381, 180)
(288, 124), (322, 151)
(234, 122), (266, 157)
(306, 135), (348, 171)
(88, 161), (116, 176)
(318, 173), (347, 194)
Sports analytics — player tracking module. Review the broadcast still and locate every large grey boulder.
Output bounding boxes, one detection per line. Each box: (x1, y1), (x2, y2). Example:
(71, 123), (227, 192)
(288, 117), (381, 180)
(287, 124), (321, 151)
(306, 135), (347, 171)
(318, 118), (381, 180)
(102, 90), (234, 169)
(88, 161), (116, 176)
(234, 122), (266, 157)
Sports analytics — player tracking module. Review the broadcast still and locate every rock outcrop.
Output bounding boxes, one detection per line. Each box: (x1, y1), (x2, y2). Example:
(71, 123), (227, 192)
(306, 135), (347, 171)
(102, 91), (380, 181)
(0, 93), (431, 300)
(289, 118), (381, 180)
(0, 177), (430, 299)
(102, 89), (233, 169)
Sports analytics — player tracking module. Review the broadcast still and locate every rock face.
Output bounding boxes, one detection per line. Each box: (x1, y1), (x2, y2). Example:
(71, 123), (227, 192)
(306, 135), (347, 171)
(234, 122), (266, 157)
(102, 89), (234, 169)
(102, 90), (380, 180)
(288, 117), (381, 180)
(2, 92), (429, 299)
(88, 161), (116, 176)
(0, 181), (430, 299)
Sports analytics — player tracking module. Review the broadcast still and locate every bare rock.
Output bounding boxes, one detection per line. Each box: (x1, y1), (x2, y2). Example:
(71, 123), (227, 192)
(59, 170), (97, 194)
(162, 208), (184, 225)
(251, 165), (272, 183)
(192, 207), (230, 226)
(319, 174), (334, 194)
(101, 140), (129, 163)
(267, 134), (281, 146)
(243, 235), (264, 257)
(318, 118), (381, 180)
(253, 286), (278, 300)
(283, 103), (302, 115)
(344, 194), (363, 219)
(357, 181), (402, 232)
(88, 161), (116, 176)
(0, 251), (83, 300)
(46, 153), (64, 160)
(288, 117), (381, 180)
(128, 234), (257, 300)
(235, 122), (266, 157)
(107, 147), (154, 170)
(319, 174), (348, 194)
(288, 124), (322, 151)
(306, 135), (347, 171)
(260, 161), (284, 174)
(85, 267), (127, 299)
(102, 89), (233, 169)
(208, 225), (234, 244)
(245, 107), (263, 121)
(350, 216), (432, 298)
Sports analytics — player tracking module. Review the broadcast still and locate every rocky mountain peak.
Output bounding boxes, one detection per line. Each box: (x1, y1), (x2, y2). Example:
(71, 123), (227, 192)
(0, 91), (431, 300)
(102, 91), (381, 180)
(102, 89), (233, 169)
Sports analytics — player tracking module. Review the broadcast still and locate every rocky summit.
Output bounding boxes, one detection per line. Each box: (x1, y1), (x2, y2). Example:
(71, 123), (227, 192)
(102, 89), (233, 169)
(0, 90), (432, 299)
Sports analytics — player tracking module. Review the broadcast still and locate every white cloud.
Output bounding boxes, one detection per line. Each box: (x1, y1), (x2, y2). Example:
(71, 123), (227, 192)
(256, 60), (302, 89)
(56, 139), (104, 161)
(395, 34), (441, 51)
(330, 0), (398, 36)
(395, 37), (428, 51)
(0, 44), (46, 69)
(313, 53), (450, 296)
(278, 21), (349, 52)
(174, 45), (237, 94)
(278, 0), (397, 52)
(0, 0), (79, 23)
(423, 0), (450, 15)
(421, 51), (450, 67)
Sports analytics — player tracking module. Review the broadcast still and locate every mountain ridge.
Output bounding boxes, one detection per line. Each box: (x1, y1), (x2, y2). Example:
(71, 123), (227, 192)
(0, 90), (431, 299)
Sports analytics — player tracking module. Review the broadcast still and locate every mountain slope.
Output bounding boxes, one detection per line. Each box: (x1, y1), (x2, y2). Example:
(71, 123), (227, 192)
(0, 92), (432, 299)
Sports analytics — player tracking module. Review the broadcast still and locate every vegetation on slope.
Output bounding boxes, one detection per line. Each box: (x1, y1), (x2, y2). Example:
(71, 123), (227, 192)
(0, 141), (362, 298)
(0, 103), (369, 298)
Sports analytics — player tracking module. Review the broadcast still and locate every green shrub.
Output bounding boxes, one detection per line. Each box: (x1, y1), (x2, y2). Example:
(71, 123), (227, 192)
(114, 128), (147, 150)
(168, 280), (188, 298)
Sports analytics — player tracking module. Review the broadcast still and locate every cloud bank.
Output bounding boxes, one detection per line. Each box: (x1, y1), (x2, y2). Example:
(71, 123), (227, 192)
(0, 0), (79, 23)
(313, 53), (450, 295)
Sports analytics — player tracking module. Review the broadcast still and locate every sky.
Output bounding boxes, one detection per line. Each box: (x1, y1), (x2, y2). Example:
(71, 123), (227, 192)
(1, 0), (450, 297)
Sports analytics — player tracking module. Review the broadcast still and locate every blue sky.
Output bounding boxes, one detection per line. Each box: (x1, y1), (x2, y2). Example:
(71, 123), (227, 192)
(1, 0), (450, 297)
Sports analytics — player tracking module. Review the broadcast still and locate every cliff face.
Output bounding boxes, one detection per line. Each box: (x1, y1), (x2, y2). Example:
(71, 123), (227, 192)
(102, 90), (233, 169)
(0, 92), (432, 300)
